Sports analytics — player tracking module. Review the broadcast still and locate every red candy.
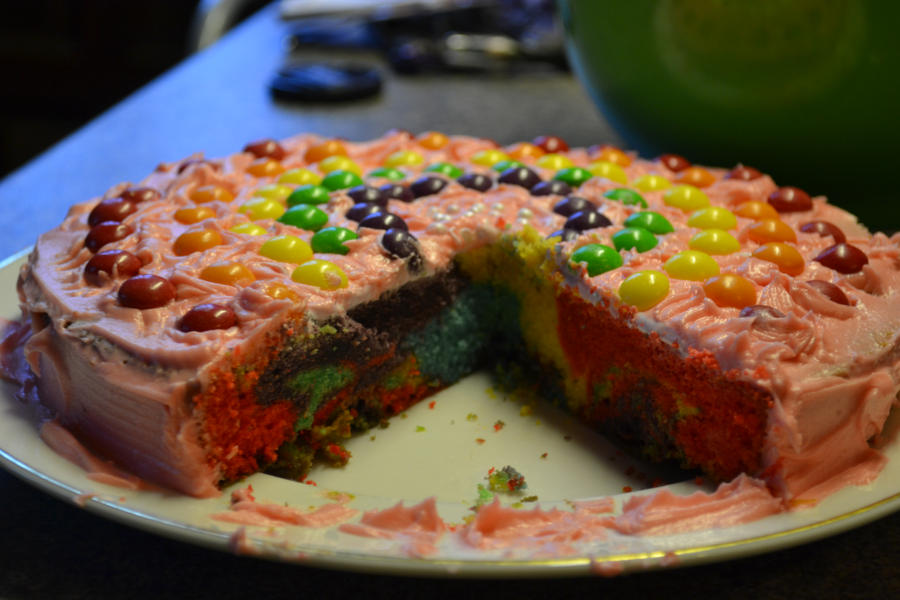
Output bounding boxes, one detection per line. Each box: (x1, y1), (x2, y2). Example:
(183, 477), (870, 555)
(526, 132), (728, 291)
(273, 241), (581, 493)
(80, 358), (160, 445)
(806, 280), (850, 305)
(85, 222), (133, 253)
(657, 153), (691, 172)
(725, 165), (763, 181)
(179, 303), (237, 332)
(814, 243), (868, 274)
(83, 249), (142, 286)
(799, 220), (846, 244)
(120, 186), (161, 204)
(117, 274), (176, 309)
(768, 186), (812, 213)
(533, 135), (569, 153)
(243, 138), (286, 160)
(88, 197), (137, 227)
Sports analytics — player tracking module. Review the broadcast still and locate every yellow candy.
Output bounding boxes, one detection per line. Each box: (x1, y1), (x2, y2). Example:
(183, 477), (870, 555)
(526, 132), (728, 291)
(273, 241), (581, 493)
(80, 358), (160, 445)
(278, 167), (322, 186)
(535, 153), (574, 170)
(470, 149), (510, 167)
(174, 206), (216, 225)
(229, 222), (267, 236)
(318, 155), (362, 176)
(200, 262), (255, 286)
(632, 174), (672, 192)
(587, 160), (628, 184)
(664, 184), (710, 211)
(687, 206), (737, 230)
(291, 259), (348, 290)
(663, 250), (721, 281)
(384, 149), (425, 168)
(259, 235), (313, 264)
(238, 197), (285, 221)
(253, 183), (293, 201)
(689, 228), (741, 254)
(618, 270), (670, 311)
(173, 229), (223, 256)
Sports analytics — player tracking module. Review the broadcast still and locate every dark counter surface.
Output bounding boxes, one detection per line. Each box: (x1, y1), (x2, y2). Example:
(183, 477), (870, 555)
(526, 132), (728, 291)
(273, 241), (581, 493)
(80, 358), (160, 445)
(1, 4), (899, 598)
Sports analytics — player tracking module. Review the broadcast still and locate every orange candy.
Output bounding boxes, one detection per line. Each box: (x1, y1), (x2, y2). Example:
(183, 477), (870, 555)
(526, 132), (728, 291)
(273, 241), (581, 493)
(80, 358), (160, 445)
(190, 185), (233, 204)
(594, 146), (632, 167)
(416, 131), (450, 150)
(246, 158), (285, 178)
(747, 219), (797, 244)
(199, 262), (255, 286)
(751, 242), (805, 276)
(675, 166), (717, 188)
(506, 142), (545, 160)
(173, 229), (223, 256)
(735, 201), (779, 221)
(704, 273), (757, 309)
(265, 282), (299, 301)
(174, 206), (216, 224)
(304, 139), (347, 163)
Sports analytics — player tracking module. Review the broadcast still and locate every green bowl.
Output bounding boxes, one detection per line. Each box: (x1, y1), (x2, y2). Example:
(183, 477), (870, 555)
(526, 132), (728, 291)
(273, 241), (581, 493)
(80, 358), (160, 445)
(561, 0), (900, 230)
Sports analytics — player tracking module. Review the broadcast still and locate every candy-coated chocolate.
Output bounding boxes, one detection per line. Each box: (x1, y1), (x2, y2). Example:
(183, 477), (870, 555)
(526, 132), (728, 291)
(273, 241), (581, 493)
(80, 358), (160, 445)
(345, 202), (382, 222)
(259, 235), (313, 264)
(532, 135), (569, 153)
(174, 206), (216, 225)
(535, 153), (574, 170)
(570, 243), (623, 276)
(612, 227), (658, 253)
(367, 167), (405, 181)
(117, 274), (176, 309)
(358, 212), (408, 231)
(587, 161), (628, 184)
(506, 142), (545, 160)
(239, 197), (286, 221)
(89, 197), (137, 226)
(498, 166), (542, 190)
(319, 155), (362, 176)
(553, 167), (593, 187)
(347, 185), (388, 207)
(384, 150), (424, 168)
(265, 282), (299, 301)
(312, 226), (358, 255)
(278, 204), (329, 231)
(200, 262), (255, 286)
(457, 172), (494, 192)
(768, 186), (813, 213)
(657, 153), (690, 172)
(813, 243), (869, 274)
(687, 206), (737, 230)
(84, 249), (141, 286)
(491, 159), (525, 172)
(726, 165), (763, 181)
(704, 274), (757, 309)
(322, 169), (364, 191)
(416, 131), (449, 149)
(752, 243), (805, 276)
(747, 219), (797, 244)
(253, 183), (293, 201)
(553, 196), (596, 217)
(244, 138), (286, 160)
(618, 270), (669, 311)
(179, 303), (238, 332)
(278, 168), (321, 186)
(85, 222), (133, 253)
(624, 211), (674, 234)
(565, 209), (612, 231)
(689, 228), (741, 254)
(190, 185), (233, 204)
(594, 146), (631, 167)
(410, 175), (449, 198)
(291, 259), (348, 290)
(807, 280), (851, 305)
(471, 149), (510, 167)
(379, 182), (415, 203)
(664, 250), (720, 281)
(548, 229), (580, 242)
(603, 188), (647, 208)
(675, 166), (717, 188)
(632, 174), (672, 192)
(173, 229), (223, 256)
(381, 228), (420, 261)
(799, 220), (846, 244)
(425, 162), (464, 178)
(663, 184), (711, 211)
(287, 184), (330, 207)
(229, 222), (267, 235)
(734, 201), (779, 221)
(246, 158), (285, 178)
(120, 187), (160, 204)
(304, 139), (347, 163)
(531, 180), (572, 197)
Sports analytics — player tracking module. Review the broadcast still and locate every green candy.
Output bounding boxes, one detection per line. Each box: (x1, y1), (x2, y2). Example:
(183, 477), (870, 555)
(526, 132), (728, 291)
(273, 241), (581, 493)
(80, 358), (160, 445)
(367, 167), (405, 181)
(278, 204), (329, 232)
(603, 188), (648, 208)
(554, 167), (593, 187)
(311, 226), (358, 255)
(624, 211), (674, 234)
(322, 169), (364, 191)
(287, 184), (330, 207)
(491, 159), (525, 172)
(570, 243), (623, 276)
(612, 227), (658, 252)
(425, 162), (464, 178)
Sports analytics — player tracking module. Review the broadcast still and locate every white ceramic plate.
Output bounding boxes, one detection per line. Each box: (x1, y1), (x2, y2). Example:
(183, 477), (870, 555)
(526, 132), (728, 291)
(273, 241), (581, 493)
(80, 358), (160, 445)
(2, 249), (900, 577)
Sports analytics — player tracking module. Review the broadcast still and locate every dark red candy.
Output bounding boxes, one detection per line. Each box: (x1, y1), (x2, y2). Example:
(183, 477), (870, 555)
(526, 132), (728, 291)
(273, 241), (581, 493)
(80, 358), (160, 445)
(88, 197), (137, 226)
(814, 243), (868, 274)
(799, 220), (846, 244)
(345, 202), (382, 222)
(358, 212), (408, 231)
(243, 138), (286, 160)
(457, 172), (494, 192)
(725, 165), (763, 181)
(739, 304), (786, 319)
(179, 303), (237, 332)
(806, 280), (850, 305)
(177, 159), (207, 174)
(768, 186), (812, 213)
(553, 196), (597, 217)
(410, 176), (449, 198)
(657, 153), (691, 172)
(117, 274), (176, 309)
(379, 183), (414, 203)
(564, 209), (612, 231)
(532, 135), (569, 153)
(347, 184), (388, 207)
(85, 222), (133, 253)
(498, 166), (542, 190)
(531, 180), (572, 197)
(84, 249), (142, 285)
(120, 186), (161, 204)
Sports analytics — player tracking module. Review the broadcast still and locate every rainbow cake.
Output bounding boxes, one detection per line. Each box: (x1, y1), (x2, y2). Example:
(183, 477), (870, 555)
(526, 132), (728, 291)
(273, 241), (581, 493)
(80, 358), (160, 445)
(15, 130), (900, 499)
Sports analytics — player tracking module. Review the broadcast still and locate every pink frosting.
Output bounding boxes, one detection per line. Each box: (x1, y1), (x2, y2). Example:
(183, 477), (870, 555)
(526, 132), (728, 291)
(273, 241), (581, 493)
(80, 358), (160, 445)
(338, 497), (446, 557)
(210, 485), (358, 527)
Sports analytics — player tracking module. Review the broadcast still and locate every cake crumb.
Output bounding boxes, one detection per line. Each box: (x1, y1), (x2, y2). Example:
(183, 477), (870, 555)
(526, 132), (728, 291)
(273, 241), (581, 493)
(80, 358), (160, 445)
(466, 413), (478, 422)
(475, 438), (485, 445)
(473, 465), (528, 509)
(493, 420), (505, 432)
(415, 425), (426, 432)
(540, 452), (548, 459)
(519, 405), (533, 417)
(428, 401), (436, 409)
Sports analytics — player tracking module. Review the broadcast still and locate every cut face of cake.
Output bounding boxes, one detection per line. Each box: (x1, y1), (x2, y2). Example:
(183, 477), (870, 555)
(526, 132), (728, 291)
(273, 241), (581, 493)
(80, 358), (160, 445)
(14, 131), (900, 499)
